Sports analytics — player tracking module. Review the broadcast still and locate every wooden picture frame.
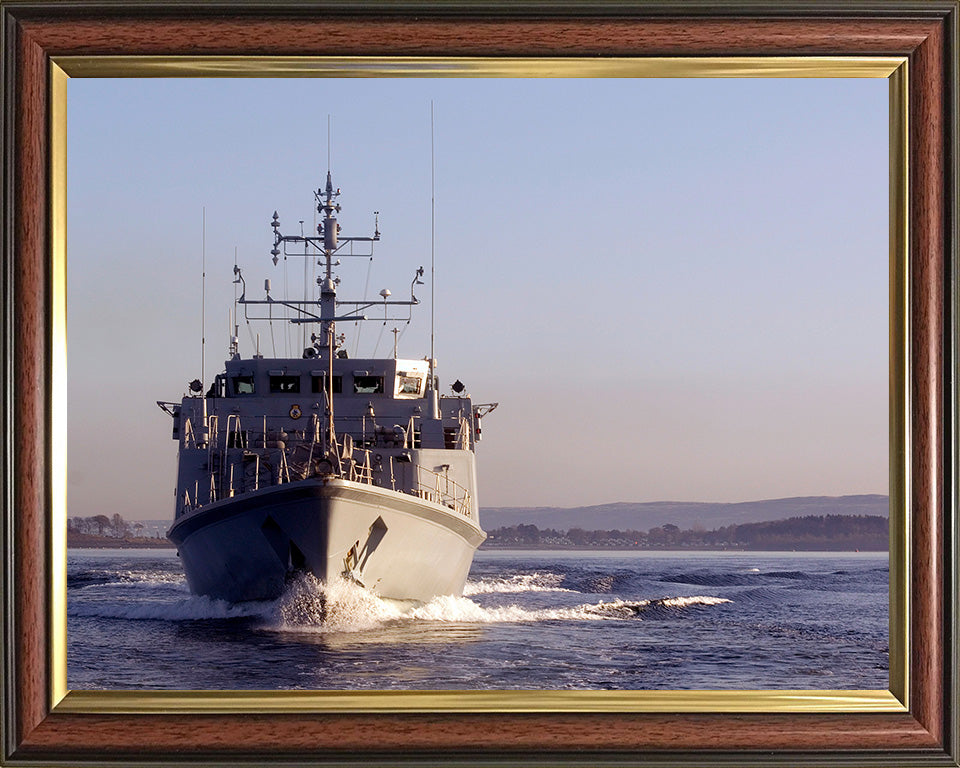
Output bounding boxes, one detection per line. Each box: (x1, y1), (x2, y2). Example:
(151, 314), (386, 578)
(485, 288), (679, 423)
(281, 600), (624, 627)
(2, 2), (957, 765)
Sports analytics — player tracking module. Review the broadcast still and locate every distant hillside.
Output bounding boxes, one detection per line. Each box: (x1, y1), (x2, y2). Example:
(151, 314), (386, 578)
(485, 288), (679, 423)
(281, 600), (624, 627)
(479, 494), (888, 532)
(483, 514), (889, 551)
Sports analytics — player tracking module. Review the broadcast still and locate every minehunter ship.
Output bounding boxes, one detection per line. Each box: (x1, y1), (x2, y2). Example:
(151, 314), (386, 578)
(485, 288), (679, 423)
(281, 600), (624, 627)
(158, 171), (495, 604)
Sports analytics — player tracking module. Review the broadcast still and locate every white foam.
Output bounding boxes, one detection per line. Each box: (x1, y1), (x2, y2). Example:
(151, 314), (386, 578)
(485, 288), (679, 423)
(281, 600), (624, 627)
(407, 595), (608, 623)
(657, 595), (732, 608)
(268, 575), (732, 631)
(270, 575), (606, 630)
(70, 569), (732, 629)
(463, 572), (575, 595)
(406, 595), (729, 623)
(274, 573), (404, 631)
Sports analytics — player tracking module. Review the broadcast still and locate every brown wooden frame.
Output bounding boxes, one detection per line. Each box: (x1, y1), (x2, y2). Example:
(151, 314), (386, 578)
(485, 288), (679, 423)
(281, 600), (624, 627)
(2, 2), (957, 765)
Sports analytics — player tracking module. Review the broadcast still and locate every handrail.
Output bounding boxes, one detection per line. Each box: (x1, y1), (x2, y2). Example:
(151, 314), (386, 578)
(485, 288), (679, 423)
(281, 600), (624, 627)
(414, 464), (472, 517)
(177, 424), (472, 519)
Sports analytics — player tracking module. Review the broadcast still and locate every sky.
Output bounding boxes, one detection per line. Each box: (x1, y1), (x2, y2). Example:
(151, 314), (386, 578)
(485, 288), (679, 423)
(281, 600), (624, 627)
(66, 77), (889, 521)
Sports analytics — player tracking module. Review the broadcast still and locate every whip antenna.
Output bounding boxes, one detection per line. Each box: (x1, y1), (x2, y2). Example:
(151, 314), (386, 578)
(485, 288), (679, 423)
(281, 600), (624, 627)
(201, 207), (206, 387)
(200, 207), (208, 446)
(429, 101), (438, 418)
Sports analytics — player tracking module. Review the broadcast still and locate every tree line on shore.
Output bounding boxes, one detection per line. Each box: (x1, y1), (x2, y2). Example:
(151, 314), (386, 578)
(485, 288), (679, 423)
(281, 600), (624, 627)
(483, 514), (889, 550)
(68, 512), (889, 550)
(68, 513), (157, 540)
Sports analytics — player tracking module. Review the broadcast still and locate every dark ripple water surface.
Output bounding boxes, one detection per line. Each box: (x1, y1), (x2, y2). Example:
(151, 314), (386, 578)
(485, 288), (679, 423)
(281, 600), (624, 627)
(67, 549), (888, 690)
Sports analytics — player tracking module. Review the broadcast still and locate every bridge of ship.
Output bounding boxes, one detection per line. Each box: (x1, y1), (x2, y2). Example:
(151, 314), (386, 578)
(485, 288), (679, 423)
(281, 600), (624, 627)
(162, 357), (479, 521)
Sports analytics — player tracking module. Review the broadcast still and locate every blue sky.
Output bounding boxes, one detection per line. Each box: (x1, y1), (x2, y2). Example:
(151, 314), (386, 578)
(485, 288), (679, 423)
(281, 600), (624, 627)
(67, 77), (888, 520)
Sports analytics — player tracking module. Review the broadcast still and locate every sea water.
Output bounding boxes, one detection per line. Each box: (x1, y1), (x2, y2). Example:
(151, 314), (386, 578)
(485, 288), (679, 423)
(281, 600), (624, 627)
(67, 549), (888, 690)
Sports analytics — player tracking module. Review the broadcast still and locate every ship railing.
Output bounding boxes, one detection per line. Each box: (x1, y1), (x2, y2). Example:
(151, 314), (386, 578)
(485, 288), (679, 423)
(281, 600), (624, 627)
(347, 450), (374, 484)
(312, 415), (421, 450)
(282, 438), (374, 485)
(206, 419), (416, 454)
(178, 409), (423, 510)
(182, 417), (197, 449)
(413, 465), (472, 517)
(282, 437), (469, 516)
(181, 419), (469, 517)
(442, 416), (472, 450)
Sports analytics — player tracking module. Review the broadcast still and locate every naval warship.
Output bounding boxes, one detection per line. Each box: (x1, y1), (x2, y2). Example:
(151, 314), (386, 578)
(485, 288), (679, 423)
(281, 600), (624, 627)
(158, 170), (494, 603)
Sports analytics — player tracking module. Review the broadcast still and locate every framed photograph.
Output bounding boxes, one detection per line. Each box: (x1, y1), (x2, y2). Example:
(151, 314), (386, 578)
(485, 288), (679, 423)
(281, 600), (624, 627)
(2, 2), (957, 766)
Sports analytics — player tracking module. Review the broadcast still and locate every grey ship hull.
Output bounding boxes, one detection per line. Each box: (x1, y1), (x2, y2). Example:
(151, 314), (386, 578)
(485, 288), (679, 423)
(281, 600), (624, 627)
(167, 478), (486, 604)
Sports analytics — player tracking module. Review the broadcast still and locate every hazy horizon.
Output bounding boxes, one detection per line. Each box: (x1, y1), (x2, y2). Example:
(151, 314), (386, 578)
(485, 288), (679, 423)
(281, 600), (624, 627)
(67, 77), (888, 521)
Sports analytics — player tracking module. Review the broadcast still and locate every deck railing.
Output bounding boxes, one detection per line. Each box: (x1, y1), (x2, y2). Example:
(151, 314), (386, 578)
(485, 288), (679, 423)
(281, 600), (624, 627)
(176, 414), (473, 518)
(413, 465), (473, 517)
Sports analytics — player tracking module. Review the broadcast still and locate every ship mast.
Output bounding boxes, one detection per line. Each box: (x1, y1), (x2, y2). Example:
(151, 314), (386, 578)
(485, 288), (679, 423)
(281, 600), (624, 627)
(255, 171), (423, 358)
(264, 170), (387, 355)
(317, 170), (340, 347)
(240, 170), (425, 457)
(318, 172), (339, 456)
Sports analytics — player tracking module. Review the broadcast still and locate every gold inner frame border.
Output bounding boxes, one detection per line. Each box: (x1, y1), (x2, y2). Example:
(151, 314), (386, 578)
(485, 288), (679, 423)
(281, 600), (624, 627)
(48, 54), (909, 716)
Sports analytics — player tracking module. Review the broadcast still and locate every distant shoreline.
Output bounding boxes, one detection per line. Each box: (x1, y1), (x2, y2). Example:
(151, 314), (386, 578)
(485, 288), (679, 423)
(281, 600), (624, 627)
(67, 532), (174, 549)
(67, 508), (889, 552)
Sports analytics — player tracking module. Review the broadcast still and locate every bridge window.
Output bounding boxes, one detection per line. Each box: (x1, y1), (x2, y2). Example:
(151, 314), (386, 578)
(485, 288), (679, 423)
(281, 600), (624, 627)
(311, 374), (342, 394)
(353, 375), (384, 394)
(397, 375), (422, 395)
(269, 374), (301, 393)
(232, 376), (255, 395)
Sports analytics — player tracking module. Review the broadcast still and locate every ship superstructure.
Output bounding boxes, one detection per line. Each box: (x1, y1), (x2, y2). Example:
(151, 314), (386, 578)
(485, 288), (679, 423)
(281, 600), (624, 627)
(158, 171), (494, 603)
